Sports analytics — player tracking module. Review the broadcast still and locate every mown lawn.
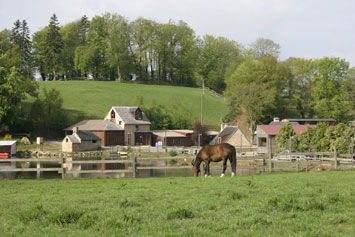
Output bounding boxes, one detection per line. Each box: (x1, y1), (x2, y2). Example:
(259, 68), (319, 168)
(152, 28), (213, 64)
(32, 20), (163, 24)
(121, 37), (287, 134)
(1, 170), (355, 236)
(25, 81), (228, 128)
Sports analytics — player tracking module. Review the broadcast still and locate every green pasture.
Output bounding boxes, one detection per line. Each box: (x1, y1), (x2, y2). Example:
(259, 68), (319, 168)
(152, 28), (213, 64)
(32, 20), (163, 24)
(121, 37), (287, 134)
(26, 81), (228, 128)
(1, 170), (355, 236)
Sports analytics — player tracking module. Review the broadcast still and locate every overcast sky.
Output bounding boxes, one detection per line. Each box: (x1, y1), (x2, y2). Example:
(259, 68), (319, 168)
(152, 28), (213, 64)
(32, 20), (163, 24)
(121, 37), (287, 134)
(1, 0), (354, 66)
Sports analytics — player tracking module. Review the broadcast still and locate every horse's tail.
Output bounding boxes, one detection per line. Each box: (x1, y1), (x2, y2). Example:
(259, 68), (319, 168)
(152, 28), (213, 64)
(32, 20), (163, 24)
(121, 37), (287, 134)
(230, 145), (237, 174)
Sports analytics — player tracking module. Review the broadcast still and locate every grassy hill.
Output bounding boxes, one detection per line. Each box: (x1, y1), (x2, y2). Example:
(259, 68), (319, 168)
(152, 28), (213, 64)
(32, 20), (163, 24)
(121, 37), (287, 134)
(31, 81), (228, 129)
(1, 170), (355, 236)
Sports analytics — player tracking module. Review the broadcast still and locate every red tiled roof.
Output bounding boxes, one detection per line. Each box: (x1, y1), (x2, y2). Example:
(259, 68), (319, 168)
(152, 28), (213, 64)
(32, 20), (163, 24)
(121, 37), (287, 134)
(258, 125), (316, 135)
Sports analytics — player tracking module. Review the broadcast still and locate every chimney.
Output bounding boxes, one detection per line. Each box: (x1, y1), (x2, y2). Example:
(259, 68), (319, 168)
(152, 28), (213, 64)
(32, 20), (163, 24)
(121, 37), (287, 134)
(73, 127), (79, 133)
(221, 123), (228, 132)
(273, 117), (280, 122)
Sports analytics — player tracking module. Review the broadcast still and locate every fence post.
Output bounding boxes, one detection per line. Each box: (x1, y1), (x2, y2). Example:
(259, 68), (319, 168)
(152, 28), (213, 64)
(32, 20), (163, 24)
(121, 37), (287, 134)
(334, 148), (338, 169)
(132, 154), (137, 178)
(36, 160), (41, 179)
(268, 135), (272, 172)
(61, 157), (66, 179)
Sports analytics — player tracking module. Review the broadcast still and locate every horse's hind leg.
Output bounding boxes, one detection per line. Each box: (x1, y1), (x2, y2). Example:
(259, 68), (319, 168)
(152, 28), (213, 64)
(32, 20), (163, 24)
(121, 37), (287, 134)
(221, 159), (227, 177)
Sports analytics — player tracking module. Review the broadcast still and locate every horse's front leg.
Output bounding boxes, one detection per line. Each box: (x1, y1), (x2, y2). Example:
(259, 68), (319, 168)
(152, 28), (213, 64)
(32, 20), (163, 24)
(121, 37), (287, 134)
(205, 161), (210, 177)
(221, 159), (227, 177)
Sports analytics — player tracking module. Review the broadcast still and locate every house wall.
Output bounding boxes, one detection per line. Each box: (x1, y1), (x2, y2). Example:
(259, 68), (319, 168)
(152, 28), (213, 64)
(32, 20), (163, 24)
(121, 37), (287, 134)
(228, 129), (252, 148)
(256, 127), (279, 154)
(62, 138), (73, 152)
(90, 131), (124, 146)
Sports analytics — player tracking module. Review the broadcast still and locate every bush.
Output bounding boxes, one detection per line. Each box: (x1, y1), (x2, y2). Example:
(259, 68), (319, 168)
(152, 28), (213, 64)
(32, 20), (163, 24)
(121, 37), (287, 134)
(167, 208), (194, 220)
(4, 134), (12, 140)
(169, 150), (177, 157)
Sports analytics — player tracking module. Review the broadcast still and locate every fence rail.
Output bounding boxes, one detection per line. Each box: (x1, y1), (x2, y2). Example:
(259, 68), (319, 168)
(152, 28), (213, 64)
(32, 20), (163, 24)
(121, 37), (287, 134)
(0, 153), (354, 179)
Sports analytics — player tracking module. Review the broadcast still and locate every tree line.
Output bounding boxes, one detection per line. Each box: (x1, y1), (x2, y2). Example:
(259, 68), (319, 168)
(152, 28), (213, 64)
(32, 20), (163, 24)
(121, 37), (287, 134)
(0, 13), (354, 135)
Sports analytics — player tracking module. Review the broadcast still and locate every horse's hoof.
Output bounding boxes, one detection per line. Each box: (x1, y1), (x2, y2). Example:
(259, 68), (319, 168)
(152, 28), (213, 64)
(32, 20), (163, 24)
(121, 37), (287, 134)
(232, 172), (235, 177)
(220, 173), (225, 178)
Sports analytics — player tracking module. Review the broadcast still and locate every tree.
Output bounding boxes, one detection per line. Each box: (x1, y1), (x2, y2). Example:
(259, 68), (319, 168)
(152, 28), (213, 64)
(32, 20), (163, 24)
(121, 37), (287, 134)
(311, 57), (350, 121)
(78, 15), (90, 45)
(45, 14), (63, 80)
(276, 123), (296, 151)
(10, 19), (32, 74)
(191, 122), (209, 146)
(224, 56), (290, 134)
(197, 35), (241, 92)
(250, 38), (280, 59)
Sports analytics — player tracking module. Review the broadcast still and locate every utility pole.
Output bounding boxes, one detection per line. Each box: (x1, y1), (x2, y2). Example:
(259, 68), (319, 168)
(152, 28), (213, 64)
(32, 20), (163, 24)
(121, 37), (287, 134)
(200, 77), (205, 125)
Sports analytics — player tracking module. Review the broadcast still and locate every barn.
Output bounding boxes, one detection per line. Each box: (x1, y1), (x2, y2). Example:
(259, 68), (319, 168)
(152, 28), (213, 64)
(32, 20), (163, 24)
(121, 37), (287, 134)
(210, 126), (253, 150)
(65, 120), (124, 146)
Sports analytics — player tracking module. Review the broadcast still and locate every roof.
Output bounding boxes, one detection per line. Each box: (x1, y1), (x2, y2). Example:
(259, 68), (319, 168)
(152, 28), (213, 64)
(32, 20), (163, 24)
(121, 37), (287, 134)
(66, 131), (101, 143)
(0, 141), (16, 146)
(282, 118), (335, 122)
(210, 126), (239, 145)
(269, 121), (299, 125)
(258, 125), (316, 135)
(152, 130), (189, 138)
(112, 106), (151, 125)
(65, 120), (122, 131)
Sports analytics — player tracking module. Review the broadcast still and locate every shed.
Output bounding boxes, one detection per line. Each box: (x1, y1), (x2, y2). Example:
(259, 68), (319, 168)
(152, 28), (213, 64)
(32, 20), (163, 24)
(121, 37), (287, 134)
(62, 129), (102, 152)
(0, 141), (17, 158)
(152, 130), (194, 147)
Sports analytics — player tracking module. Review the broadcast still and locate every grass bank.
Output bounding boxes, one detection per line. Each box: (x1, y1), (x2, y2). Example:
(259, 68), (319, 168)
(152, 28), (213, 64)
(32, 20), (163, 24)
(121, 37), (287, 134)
(27, 81), (228, 129)
(1, 170), (355, 236)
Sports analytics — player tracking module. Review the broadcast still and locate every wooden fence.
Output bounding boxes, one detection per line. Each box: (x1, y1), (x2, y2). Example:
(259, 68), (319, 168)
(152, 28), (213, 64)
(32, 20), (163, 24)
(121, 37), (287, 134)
(0, 153), (354, 179)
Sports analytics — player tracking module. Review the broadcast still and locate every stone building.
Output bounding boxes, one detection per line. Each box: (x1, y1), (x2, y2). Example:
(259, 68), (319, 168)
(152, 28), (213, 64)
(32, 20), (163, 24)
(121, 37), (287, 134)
(62, 128), (101, 152)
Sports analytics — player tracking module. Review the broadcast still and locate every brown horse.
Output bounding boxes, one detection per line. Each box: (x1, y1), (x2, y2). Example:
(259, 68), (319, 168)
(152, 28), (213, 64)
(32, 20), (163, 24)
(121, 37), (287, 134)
(191, 143), (236, 177)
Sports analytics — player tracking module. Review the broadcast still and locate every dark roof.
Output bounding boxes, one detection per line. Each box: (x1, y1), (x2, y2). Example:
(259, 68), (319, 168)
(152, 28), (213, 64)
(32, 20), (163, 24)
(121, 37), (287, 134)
(64, 120), (122, 131)
(112, 106), (151, 125)
(66, 131), (101, 143)
(283, 118), (335, 122)
(210, 126), (239, 145)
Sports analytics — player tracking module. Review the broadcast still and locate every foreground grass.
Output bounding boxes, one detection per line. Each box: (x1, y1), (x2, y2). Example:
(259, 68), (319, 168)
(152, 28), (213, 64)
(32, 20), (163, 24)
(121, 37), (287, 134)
(25, 81), (228, 128)
(1, 170), (355, 236)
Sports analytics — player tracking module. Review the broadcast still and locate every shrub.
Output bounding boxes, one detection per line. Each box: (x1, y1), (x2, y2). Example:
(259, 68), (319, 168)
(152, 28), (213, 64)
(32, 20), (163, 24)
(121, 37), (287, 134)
(4, 134), (12, 140)
(169, 150), (177, 157)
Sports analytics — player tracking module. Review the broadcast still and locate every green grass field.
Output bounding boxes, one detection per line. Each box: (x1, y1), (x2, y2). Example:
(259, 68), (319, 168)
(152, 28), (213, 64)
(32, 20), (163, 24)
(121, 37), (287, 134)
(28, 81), (228, 128)
(1, 170), (355, 236)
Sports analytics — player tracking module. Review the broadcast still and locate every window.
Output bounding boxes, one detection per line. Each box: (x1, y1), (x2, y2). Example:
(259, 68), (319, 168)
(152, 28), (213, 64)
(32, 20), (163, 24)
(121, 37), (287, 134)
(111, 110), (115, 119)
(119, 121), (122, 125)
(92, 140), (97, 143)
(66, 138), (68, 142)
(259, 138), (267, 147)
(135, 108), (142, 120)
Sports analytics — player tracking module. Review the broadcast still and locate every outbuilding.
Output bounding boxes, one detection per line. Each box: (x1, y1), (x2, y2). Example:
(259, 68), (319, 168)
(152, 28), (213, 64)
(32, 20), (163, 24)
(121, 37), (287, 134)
(62, 128), (101, 152)
(0, 141), (16, 158)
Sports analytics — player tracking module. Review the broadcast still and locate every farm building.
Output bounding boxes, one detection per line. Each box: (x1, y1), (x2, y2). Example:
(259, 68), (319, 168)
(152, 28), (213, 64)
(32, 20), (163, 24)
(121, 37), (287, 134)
(152, 130), (194, 147)
(62, 128), (102, 152)
(65, 120), (124, 146)
(65, 106), (152, 146)
(104, 106), (151, 146)
(256, 124), (316, 154)
(210, 126), (253, 150)
(0, 141), (16, 170)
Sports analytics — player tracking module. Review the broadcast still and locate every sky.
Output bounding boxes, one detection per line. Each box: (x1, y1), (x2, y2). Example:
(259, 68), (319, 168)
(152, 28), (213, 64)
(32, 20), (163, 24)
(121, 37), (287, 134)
(1, 0), (355, 66)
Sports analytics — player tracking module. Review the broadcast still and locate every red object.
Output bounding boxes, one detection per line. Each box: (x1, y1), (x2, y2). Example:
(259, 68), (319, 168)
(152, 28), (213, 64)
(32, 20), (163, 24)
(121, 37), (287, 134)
(0, 153), (9, 159)
(258, 125), (316, 135)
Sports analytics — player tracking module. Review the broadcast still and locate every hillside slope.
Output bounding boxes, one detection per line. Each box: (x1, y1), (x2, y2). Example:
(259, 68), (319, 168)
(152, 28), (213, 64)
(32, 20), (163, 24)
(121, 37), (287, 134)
(31, 81), (228, 129)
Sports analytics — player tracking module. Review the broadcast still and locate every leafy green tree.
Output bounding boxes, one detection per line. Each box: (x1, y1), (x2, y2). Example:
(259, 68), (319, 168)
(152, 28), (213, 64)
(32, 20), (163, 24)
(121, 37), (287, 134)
(0, 29), (11, 54)
(32, 27), (49, 79)
(30, 88), (67, 132)
(311, 57), (350, 121)
(276, 123), (296, 151)
(45, 14), (63, 80)
(198, 35), (241, 92)
(225, 56), (290, 134)
(296, 127), (316, 152)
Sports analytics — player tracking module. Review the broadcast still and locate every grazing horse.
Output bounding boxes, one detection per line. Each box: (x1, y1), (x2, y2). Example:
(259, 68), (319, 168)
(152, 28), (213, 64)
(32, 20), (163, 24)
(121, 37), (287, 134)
(191, 143), (236, 177)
